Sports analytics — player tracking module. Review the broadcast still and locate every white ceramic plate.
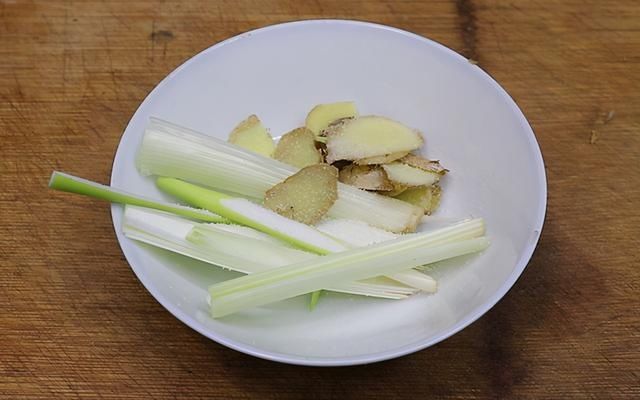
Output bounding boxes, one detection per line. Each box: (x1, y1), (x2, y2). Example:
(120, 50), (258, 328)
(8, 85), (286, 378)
(110, 20), (546, 366)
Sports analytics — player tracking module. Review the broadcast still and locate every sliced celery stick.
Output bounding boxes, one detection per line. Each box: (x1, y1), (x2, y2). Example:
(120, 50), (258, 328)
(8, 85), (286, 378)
(209, 231), (489, 318)
(123, 206), (417, 299)
(315, 218), (444, 292)
(387, 270), (437, 293)
(156, 177), (446, 295)
(48, 171), (225, 223)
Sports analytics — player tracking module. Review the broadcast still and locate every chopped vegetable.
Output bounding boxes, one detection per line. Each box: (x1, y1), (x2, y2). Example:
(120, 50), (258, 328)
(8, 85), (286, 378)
(394, 185), (443, 215)
(155, 177), (347, 254)
(338, 164), (394, 191)
(48, 171), (225, 223)
(315, 218), (398, 246)
(136, 118), (423, 233)
(122, 206), (418, 299)
(264, 164), (338, 225)
(273, 127), (323, 168)
(228, 115), (275, 157)
(206, 223), (297, 247)
(208, 219), (488, 317)
(355, 151), (409, 165)
(156, 177), (430, 296)
(387, 270), (437, 292)
(325, 116), (424, 163)
(190, 224), (311, 267)
(382, 162), (440, 187)
(398, 154), (448, 175)
(315, 218), (438, 291)
(190, 226), (418, 299)
(330, 185), (422, 233)
(305, 101), (358, 138)
(193, 218), (433, 297)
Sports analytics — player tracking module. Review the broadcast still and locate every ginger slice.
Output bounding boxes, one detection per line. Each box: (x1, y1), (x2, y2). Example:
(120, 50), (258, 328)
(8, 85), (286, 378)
(325, 116), (423, 163)
(273, 127), (323, 168)
(228, 115), (275, 157)
(338, 164), (394, 191)
(264, 164), (338, 225)
(305, 101), (358, 139)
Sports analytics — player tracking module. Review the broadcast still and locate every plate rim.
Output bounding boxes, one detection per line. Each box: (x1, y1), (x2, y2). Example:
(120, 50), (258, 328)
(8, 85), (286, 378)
(110, 19), (547, 366)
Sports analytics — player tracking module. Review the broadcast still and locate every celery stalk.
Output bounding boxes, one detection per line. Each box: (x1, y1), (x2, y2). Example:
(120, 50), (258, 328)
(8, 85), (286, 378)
(49, 171), (225, 223)
(388, 270), (437, 292)
(156, 177), (446, 295)
(123, 206), (418, 299)
(209, 228), (489, 317)
(315, 218), (440, 292)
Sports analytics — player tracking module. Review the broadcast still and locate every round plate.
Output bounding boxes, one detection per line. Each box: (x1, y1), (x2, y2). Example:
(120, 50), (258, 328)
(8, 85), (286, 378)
(111, 20), (546, 366)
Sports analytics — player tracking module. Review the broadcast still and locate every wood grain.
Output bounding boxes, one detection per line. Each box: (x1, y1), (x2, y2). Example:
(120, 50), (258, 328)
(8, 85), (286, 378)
(1, 0), (639, 398)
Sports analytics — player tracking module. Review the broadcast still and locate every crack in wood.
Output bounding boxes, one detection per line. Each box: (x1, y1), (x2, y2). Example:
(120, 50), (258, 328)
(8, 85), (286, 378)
(455, 0), (478, 61)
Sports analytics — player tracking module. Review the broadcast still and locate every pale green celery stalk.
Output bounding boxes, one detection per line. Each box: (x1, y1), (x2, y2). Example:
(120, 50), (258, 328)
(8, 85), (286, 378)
(315, 218), (446, 292)
(186, 224), (313, 267)
(136, 118), (423, 233)
(48, 171), (225, 223)
(155, 177), (347, 255)
(209, 231), (489, 318)
(190, 222), (464, 298)
(389, 271), (437, 292)
(123, 206), (417, 299)
(310, 217), (485, 293)
(191, 223), (452, 294)
(186, 225), (416, 299)
(201, 223), (297, 247)
(210, 217), (483, 295)
(315, 218), (399, 246)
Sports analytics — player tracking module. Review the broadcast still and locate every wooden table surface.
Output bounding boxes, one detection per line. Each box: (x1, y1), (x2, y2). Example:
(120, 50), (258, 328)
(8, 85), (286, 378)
(2, 0), (639, 398)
